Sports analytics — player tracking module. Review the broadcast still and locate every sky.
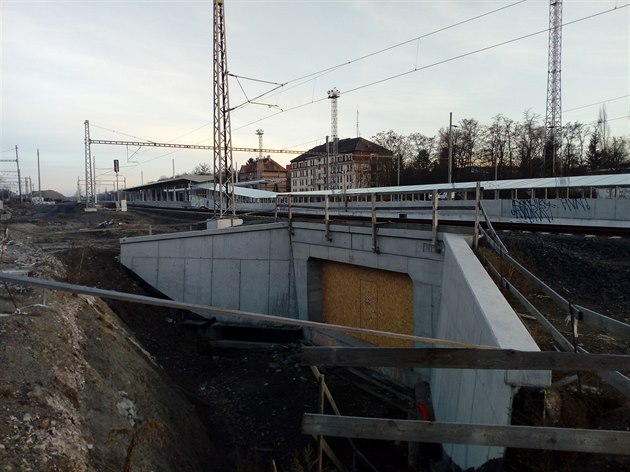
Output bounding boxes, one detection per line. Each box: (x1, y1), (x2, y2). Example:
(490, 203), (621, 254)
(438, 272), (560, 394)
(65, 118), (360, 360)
(1, 0), (628, 197)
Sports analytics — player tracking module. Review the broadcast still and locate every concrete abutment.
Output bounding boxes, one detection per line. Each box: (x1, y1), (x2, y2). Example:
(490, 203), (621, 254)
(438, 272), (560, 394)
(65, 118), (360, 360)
(119, 220), (550, 469)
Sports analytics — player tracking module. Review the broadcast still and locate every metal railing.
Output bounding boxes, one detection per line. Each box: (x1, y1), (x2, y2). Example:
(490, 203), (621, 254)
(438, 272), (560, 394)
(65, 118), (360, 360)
(476, 203), (630, 397)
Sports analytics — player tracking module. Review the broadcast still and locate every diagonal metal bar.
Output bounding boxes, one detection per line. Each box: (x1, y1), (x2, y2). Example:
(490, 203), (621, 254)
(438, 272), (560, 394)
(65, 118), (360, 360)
(0, 272), (492, 349)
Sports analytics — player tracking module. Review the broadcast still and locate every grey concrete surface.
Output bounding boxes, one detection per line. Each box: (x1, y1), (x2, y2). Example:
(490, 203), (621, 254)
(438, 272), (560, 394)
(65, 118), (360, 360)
(431, 233), (550, 467)
(120, 222), (297, 320)
(120, 220), (550, 470)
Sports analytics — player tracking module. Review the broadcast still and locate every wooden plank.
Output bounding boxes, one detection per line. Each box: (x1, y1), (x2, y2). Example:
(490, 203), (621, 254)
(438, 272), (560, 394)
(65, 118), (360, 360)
(318, 436), (348, 472)
(0, 272), (492, 349)
(302, 414), (630, 455)
(301, 347), (630, 372)
(317, 375), (325, 472)
(310, 366), (342, 416)
(309, 367), (379, 472)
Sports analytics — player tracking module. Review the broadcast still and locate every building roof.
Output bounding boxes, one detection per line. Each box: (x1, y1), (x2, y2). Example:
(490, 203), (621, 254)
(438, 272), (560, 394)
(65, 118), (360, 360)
(124, 173), (213, 192)
(277, 173), (630, 197)
(239, 157), (287, 175)
(192, 182), (278, 200)
(290, 137), (393, 163)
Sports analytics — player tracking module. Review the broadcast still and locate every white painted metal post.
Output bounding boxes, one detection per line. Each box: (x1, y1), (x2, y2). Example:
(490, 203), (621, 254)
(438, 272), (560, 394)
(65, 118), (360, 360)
(432, 189), (439, 248)
(473, 182), (481, 252)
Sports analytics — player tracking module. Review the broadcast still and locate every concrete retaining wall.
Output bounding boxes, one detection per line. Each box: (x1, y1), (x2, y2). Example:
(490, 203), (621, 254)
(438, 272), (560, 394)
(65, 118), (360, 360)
(431, 233), (550, 467)
(119, 222), (297, 319)
(119, 221), (550, 470)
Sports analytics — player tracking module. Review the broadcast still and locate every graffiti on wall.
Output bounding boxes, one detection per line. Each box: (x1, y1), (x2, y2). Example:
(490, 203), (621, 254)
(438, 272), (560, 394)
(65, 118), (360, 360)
(559, 197), (591, 212)
(511, 198), (591, 223)
(510, 200), (555, 223)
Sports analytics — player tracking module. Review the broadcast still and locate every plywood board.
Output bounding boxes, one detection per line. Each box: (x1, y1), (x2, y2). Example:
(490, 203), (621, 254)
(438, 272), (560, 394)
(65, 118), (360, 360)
(322, 261), (413, 347)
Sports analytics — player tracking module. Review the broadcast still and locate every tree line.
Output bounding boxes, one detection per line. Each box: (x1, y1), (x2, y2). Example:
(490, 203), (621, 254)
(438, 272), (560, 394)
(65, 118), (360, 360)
(370, 107), (629, 186)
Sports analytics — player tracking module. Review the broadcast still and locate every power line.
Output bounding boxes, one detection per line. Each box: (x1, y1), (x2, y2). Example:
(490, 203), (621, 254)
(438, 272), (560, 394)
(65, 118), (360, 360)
(96, 2), (629, 176)
(345, 4), (629, 96)
(564, 95), (630, 113)
(91, 123), (154, 143)
(247, 0), (530, 106)
(233, 3), (629, 133)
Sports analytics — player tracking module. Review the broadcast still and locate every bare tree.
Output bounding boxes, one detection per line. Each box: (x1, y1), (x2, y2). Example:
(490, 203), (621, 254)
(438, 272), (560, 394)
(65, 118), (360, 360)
(405, 133), (435, 183)
(456, 118), (480, 181)
(608, 136), (629, 170)
(193, 162), (212, 175)
(516, 110), (545, 178)
(562, 121), (588, 174)
(371, 130), (410, 185)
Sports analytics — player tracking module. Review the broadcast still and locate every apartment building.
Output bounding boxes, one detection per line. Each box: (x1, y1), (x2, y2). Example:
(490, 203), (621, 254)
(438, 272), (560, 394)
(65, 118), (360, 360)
(238, 156), (288, 192)
(289, 137), (393, 192)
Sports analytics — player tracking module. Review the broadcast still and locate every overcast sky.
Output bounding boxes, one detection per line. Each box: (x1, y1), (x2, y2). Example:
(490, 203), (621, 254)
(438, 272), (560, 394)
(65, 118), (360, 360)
(1, 0), (628, 196)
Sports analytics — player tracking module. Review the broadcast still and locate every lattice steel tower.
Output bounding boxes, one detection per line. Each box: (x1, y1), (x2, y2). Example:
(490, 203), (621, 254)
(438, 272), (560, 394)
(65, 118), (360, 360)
(327, 88), (340, 158)
(545, 0), (562, 177)
(213, 0), (235, 217)
(84, 120), (96, 209)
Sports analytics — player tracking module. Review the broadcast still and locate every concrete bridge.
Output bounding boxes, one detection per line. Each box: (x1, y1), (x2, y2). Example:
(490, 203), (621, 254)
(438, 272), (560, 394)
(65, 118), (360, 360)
(120, 215), (550, 469)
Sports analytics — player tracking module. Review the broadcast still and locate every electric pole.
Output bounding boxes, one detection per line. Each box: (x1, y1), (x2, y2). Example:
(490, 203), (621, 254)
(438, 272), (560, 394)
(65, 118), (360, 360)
(84, 120), (96, 209)
(213, 0), (235, 218)
(545, 0), (562, 177)
(37, 149), (42, 203)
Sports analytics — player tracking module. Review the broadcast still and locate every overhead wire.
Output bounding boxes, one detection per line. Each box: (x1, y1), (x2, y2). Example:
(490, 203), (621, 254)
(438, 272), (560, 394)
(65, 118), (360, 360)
(100, 0), (533, 166)
(232, 3), (629, 132)
(564, 94), (630, 113)
(90, 123), (155, 143)
(264, 0), (530, 99)
(95, 2), (629, 175)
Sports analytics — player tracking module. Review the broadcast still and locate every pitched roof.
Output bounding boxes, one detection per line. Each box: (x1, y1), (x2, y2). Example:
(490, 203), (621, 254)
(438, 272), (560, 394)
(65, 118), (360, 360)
(239, 157), (287, 174)
(290, 137), (393, 163)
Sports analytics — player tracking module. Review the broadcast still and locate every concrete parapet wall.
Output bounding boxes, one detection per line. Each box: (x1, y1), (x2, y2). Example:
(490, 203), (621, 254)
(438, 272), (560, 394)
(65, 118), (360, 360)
(431, 233), (550, 468)
(483, 198), (630, 226)
(119, 222), (297, 319)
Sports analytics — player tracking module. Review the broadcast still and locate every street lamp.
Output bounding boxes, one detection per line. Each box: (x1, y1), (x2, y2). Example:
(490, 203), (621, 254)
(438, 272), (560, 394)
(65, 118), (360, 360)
(448, 112), (458, 191)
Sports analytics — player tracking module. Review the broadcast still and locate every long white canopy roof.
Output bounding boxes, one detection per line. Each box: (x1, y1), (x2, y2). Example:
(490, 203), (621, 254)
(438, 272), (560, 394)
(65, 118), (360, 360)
(193, 173), (629, 200)
(279, 174), (630, 197)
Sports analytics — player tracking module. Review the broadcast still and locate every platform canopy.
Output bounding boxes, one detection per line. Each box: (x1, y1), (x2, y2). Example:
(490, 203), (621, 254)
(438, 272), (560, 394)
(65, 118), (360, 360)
(276, 174), (630, 198)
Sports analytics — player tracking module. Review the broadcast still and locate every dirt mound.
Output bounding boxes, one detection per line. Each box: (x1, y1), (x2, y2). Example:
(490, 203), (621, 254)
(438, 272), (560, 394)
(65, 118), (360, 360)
(0, 210), (221, 471)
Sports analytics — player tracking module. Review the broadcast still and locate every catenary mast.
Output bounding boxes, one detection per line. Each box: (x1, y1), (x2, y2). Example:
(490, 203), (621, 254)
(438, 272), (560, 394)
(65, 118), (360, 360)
(544, 0), (562, 177)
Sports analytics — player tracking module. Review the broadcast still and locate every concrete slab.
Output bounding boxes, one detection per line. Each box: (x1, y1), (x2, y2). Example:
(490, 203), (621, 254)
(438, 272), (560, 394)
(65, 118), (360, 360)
(239, 260), (270, 314)
(157, 257), (185, 300)
(211, 259), (241, 310)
